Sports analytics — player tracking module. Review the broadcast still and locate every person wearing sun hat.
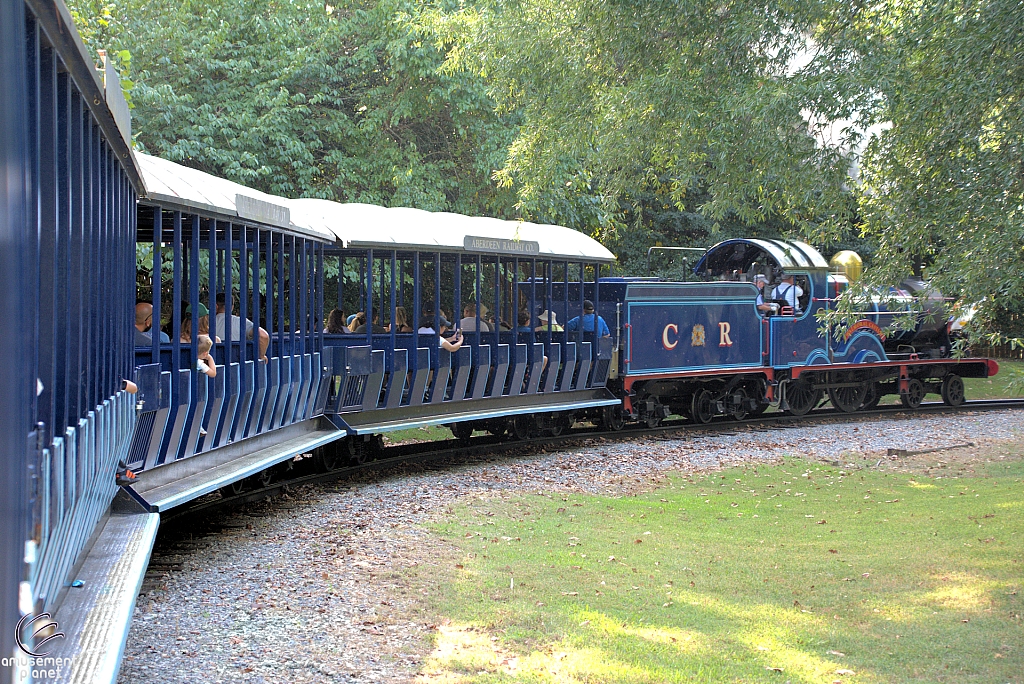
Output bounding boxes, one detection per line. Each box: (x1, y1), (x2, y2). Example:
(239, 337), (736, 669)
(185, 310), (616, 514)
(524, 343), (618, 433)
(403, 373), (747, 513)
(535, 310), (563, 332)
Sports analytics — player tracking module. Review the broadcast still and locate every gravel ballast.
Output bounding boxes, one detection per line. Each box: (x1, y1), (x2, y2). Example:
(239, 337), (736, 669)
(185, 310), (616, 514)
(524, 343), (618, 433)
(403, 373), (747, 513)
(116, 409), (1024, 684)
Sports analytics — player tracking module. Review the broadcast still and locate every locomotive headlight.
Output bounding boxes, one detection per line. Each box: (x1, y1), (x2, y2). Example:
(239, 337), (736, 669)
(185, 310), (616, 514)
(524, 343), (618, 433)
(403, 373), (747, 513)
(830, 250), (863, 282)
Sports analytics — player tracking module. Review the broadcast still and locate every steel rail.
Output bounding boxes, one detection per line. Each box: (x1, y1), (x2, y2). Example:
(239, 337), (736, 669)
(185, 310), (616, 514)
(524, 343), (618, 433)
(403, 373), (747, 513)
(159, 398), (1024, 524)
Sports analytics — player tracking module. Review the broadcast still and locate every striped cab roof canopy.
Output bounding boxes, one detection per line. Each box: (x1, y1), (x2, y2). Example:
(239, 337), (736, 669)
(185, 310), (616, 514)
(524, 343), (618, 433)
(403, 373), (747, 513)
(693, 238), (829, 274)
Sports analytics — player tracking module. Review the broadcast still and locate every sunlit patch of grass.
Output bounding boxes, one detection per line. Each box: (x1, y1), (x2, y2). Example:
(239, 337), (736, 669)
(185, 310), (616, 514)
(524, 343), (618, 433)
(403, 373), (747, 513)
(918, 573), (1005, 611)
(383, 424), (464, 444)
(419, 624), (503, 679)
(422, 448), (1024, 683)
(735, 634), (849, 682)
(576, 609), (707, 651)
(418, 622), (682, 683)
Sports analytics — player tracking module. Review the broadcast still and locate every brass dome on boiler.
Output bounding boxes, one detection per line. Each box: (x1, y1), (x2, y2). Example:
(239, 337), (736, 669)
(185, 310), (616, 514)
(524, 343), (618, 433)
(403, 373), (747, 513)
(830, 250), (863, 282)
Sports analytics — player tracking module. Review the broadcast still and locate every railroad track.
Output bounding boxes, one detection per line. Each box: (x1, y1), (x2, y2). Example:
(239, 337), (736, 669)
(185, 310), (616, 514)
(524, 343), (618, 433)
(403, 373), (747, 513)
(158, 398), (1024, 524)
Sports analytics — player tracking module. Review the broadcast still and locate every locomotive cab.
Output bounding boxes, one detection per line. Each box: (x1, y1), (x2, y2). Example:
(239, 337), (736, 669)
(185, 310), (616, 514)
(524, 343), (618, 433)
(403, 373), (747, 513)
(693, 239), (820, 317)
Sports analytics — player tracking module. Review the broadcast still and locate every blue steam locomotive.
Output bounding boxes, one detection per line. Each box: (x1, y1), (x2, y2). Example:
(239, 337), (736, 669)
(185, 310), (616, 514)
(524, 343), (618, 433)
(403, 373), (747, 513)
(591, 238), (995, 428)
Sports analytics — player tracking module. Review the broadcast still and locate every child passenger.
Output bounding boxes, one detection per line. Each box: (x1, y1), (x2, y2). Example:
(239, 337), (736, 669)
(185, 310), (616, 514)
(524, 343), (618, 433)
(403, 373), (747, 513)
(196, 334), (217, 377)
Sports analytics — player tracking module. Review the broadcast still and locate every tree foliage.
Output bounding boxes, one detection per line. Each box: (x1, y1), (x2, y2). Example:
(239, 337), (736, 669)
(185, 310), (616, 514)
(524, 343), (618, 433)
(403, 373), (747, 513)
(436, 0), (1023, 340)
(834, 0), (1024, 342)
(69, 0), (519, 215)
(432, 0), (858, 232)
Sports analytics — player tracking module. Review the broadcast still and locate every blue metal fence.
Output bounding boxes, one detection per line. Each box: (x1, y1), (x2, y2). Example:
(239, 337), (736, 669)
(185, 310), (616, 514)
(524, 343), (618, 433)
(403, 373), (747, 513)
(1, 1), (35, 675)
(5, 0), (145, 629)
(126, 210), (329, 472)
(319, 249), (616, 431)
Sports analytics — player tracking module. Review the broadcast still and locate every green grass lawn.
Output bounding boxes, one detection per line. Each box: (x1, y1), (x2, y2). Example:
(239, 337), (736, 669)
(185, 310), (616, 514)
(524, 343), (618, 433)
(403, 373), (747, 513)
(382, 424), (461, 445)
(964, 359), (1024, 400)
(421, 451), (1024, 682)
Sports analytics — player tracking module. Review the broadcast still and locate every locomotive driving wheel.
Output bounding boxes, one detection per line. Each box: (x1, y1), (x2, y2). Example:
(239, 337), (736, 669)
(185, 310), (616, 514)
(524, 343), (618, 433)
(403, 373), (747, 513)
(861, 382), (882, 410)
(747, 384), (769, 416)
(690, 388), (715, 424)
(900, 378), (925, 409)
(828, 381), (868, 413)
(941, 374), (965, 407)
(785, 379), (822, 416)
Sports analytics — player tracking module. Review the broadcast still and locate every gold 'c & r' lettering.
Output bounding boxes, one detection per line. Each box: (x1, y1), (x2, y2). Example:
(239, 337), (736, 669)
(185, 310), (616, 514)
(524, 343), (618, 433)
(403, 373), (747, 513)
(718, 321), (733, 347)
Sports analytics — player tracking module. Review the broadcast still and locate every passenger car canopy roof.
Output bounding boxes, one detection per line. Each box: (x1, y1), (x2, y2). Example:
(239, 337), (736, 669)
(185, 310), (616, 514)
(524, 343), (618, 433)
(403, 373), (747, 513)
(137, 153), (334, 242)
(287, 199), (617, 262)
(693, 238), (828, 275)
(138, 153), (616, 261)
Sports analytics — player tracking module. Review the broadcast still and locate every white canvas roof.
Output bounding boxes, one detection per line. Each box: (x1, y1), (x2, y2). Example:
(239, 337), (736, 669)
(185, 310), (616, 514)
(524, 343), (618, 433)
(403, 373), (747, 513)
(136, 153), (334, 241)
(138, 153), (616, 261)
(286, 199), (617, 262)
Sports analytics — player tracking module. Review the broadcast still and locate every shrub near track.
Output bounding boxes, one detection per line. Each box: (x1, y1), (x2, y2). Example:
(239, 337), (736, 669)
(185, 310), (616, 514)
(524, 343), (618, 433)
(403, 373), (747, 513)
(422, 451), (1024, 683)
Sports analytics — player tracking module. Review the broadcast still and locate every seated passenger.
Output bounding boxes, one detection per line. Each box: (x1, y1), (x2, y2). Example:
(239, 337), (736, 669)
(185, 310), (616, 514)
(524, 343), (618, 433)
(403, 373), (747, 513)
(181, 303), (220, 343)
(196, 335), (217, 378)
(771, 271), (803, 314)
(215, 293), (269, 361)
(460, 304), (490, 332)
(387, 306), (414, 333)
(535, 310), (563, 332)
(485, 311), (510, 332)
(417, 314), (437, 335)
(516, 310), (533, 333)
(179, 316), (193, 343)
(565, 300), (611, 337)
(440, 324), (464, 352)
(355, 312), (387, 334)
(348, 312), (364, 332)
(325, 308), (348, 334)
(134, 301), (170, 345)
(198, 312), (220, 342)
